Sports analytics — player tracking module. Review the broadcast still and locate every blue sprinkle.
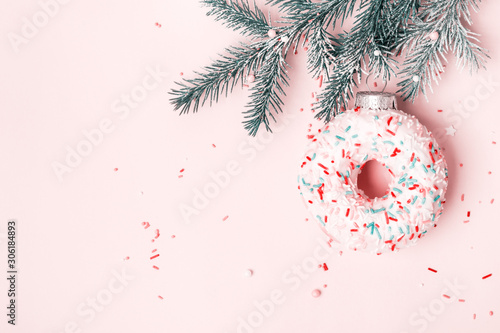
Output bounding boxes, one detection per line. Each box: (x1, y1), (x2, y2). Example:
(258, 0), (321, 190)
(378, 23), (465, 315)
(363, 155), (369, 161)
(352, 134), (359, 138)
(422, 164), (428, 173)
(336, 135), (346, 141)
(323, 130), (330, 134)
(422, 197), (427, 205)
(311, 153), (316, 161)
(398, 227), (404, 234)
(404, 206), (410, 213)
(411, 196), (418, 205)
(387, 211), (397, 218)
(410, 159), (417, 169)
(345, 126), (351, 132)
(316, 215), (325, 226)
(383, 140), (395, 145)
(334, 141), (340, 146)
(346, 191), (353, 195)
(406, 225), (410, 234)
(434, 195), (441, 202)
(393, 188), (403, 194)
(374, 115), (379, 120)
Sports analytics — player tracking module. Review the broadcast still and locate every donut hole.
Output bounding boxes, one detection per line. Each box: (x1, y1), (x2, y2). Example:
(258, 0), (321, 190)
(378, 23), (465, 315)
(357, 160), (392, 199)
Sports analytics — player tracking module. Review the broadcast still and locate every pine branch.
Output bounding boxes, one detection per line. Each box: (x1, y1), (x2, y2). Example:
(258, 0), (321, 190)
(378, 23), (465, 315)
(202, 0), (273, 38)
(243, 52), (289, 136)
(316, 0), (396, 122)
(396, 0), (488, 101)
(170, 43), (268, 114)
(170, 0), (488, 135)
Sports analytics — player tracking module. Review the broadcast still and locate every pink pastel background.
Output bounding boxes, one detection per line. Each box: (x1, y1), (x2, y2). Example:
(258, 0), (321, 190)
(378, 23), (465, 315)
(1, 1), (500, 332)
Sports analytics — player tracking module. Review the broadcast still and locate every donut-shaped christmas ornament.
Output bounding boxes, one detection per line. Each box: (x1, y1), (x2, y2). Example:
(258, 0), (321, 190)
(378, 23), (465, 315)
(298, 92), (448, 254)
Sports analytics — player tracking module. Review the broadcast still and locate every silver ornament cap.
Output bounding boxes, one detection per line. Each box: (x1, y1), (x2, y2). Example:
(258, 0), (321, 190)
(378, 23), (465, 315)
(355, 91), (397, 110)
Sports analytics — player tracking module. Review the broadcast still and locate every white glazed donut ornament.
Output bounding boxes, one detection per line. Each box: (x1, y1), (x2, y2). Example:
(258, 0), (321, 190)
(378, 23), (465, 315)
(298, 92), (448, 254)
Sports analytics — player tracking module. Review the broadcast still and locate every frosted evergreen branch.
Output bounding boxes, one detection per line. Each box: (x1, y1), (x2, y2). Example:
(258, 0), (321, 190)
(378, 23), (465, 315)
(243, 52), (289, 136)
(396, 0), (488, 101)
(170, 43), (268, 115)
(316, 0), (397, 122)
(171, 0), (488, 135)
(202, 0), (273, 38)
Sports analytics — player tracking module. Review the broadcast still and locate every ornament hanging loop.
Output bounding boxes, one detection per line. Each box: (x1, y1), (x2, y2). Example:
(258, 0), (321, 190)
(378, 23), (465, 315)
(365, 73), (388, 93)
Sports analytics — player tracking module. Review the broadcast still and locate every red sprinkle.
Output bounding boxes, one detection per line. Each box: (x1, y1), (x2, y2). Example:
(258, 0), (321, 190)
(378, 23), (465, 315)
(150, 254), (160, 260)
(490, 311), (494, 316)
(482, 273), (492, 280)
(222, 215), (229, 221)
(387, 116), (393, 126)
(322, 263), (329, 271)
(458, 299), (465, 302)
(179, 168), (185, 173)
(158, 295), (164, 300)
(461, 194), (465, 201)
(428, 268), (438, 273)
(467, 211), (470, 217)
(142, 222), (150, 229)
(346, 208), (350, 217)
(318, 163), (328, 170)
(386, 129), (396, 136)
(442, 294), (451, 299)
(153, 265), (159, 270)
